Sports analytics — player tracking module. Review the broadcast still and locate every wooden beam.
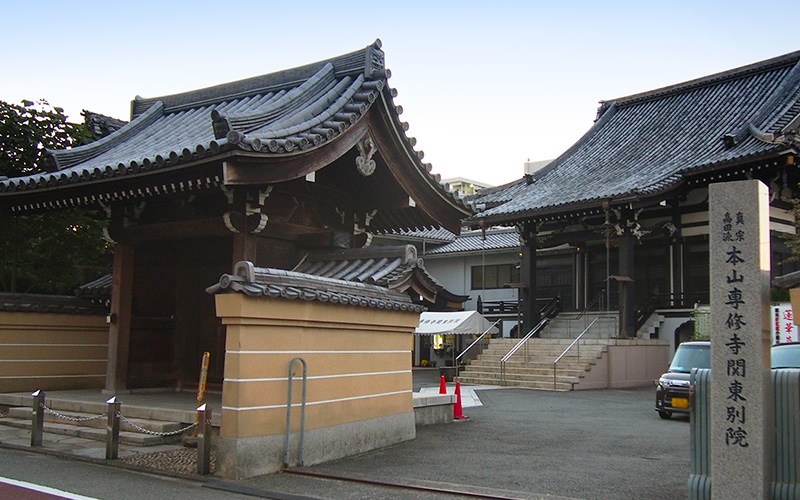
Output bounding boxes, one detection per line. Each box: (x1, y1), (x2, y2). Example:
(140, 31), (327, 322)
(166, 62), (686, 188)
(223, 119), (369, 185)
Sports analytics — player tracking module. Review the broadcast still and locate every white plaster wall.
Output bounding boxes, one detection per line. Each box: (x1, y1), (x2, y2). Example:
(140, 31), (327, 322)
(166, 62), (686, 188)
(423, 251), (520, 312)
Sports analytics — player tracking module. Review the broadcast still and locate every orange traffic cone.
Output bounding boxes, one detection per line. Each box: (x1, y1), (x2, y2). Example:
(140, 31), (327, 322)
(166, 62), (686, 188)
(439, 375), (447, 394)
(454, 381), (469, 420)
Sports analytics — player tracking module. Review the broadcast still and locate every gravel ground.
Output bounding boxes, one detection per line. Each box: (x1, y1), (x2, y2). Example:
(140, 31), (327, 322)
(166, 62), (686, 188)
(118, 446), (216, 475)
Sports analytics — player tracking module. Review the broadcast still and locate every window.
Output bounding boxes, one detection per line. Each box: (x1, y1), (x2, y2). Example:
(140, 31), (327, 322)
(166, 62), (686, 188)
(471, 264), (520, 290)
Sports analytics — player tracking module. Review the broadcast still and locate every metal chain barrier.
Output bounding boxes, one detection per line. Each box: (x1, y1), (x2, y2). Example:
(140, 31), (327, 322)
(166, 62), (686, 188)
(41, 403), (106, 423)
(117, 413), (198, 437)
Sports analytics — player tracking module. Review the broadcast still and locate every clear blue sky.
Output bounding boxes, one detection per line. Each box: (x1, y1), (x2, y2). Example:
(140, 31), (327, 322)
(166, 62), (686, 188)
(1, 1), (795, 186)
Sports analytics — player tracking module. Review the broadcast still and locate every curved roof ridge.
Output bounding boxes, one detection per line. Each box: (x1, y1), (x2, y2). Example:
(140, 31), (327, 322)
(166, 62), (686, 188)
(605, 50), (800, 110)
(218, 62), (337, 134)
(251, 74), (364, 140)
(131, 40), (385, 119)
(45, 101), (164, 171)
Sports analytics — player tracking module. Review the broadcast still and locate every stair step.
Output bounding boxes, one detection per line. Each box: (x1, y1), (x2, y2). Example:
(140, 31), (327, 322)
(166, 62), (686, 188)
(453, 319), (617, 391)
(462, 367), (586, 377)
(457, 373), (580, 384)
(457, 377), (572, 391)
(5, 407), (182, 434)
(0, 416), (183, 446)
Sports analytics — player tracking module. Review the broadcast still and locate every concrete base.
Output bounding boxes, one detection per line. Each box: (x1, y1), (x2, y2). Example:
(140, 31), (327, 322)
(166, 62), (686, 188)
(575, 340), (670, 390)
(413, 393), (456, 426)
(217, 411), (416, 479)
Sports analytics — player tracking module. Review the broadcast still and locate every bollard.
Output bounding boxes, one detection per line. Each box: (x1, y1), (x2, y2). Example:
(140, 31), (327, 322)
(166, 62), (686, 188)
(30, 390), (45, 447)
(105, 397), (121, 460)
(196, 404), (212, 475)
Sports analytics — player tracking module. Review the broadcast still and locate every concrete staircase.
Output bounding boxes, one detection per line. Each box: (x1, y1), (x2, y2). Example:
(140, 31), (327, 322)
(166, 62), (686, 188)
(457, 337), (609, 391)
(538, 312), (619, 339)
(0, 393), (195, 446)
(458, 312), (621, 391)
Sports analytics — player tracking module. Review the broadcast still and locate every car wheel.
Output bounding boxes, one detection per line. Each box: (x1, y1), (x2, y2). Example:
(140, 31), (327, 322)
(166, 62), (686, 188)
(658, 410), (672, 420)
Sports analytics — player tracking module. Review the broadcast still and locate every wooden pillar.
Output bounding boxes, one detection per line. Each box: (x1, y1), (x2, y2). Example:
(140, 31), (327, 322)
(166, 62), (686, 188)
(617, 210), (636, 338)
(520, 222), (539, 335)
(227, 186), (260, 266)
(106, 242), (134, 393)
(232, 233), (258, 266)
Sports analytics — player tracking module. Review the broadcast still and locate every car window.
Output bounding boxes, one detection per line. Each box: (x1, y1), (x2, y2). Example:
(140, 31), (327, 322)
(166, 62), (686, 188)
(669, 344), (710, 373)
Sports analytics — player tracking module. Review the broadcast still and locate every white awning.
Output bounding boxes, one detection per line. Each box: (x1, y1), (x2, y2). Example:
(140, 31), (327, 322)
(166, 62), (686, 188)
(414, 311), (499, 335)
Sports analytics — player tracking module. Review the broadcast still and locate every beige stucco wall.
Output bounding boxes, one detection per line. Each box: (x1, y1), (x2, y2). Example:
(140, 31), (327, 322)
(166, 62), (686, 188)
(0, 312), (108, 393)
(214, 293), (420, 478)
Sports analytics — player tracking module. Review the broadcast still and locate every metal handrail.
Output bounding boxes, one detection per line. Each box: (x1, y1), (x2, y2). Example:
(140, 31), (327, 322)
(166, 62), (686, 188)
(553, 317), (598, 389)
(577, 290), (605, 320)
(500, 317), (550, 385)
(498, 297), (560, 385)
(456, 319), (501, 363)
(565, 290), (609, 337)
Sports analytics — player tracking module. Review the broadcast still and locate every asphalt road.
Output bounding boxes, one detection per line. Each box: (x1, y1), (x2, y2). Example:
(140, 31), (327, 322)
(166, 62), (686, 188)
(0, 384), (690, 500)
(239, 385), (691, 500)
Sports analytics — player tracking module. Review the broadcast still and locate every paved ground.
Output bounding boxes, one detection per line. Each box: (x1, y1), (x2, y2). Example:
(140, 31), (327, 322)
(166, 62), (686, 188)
(0, 371), (690, 500)
(232, 386), (690, 500)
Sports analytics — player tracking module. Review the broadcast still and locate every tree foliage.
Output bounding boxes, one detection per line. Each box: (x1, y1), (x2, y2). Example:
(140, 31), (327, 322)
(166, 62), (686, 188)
(0, 99), (111, 294)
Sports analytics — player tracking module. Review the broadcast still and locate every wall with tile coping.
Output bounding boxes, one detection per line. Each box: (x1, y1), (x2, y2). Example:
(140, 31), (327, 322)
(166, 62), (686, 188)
(214, 293), (420, 479)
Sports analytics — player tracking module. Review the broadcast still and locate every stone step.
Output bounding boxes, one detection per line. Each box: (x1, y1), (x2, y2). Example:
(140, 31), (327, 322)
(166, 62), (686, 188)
(0, 393), (217, 426)
(470, 357), (599, 369)
(483, 338), (612, 345)
(457, 376), (572, 391)
(475, 353), (604, 364)
(457, 370), (580, 385)
(478, 346), (606, 356)
(0, 416), (183, 446)
(5, 407), (183, 434)
(462, 365), (587, 377)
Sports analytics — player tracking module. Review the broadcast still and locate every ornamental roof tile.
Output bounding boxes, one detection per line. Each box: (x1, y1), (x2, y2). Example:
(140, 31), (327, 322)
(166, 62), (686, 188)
(206, 260), (423, 312)
(474, 50), (800, 223)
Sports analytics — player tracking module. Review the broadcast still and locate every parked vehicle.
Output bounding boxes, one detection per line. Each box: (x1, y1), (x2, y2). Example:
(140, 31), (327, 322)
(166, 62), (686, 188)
(655, 341), (710, 419)
(771, 342), (800, 369)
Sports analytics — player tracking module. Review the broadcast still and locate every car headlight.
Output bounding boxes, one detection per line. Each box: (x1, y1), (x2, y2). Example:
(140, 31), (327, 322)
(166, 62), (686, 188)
(659, 378), (672, 389)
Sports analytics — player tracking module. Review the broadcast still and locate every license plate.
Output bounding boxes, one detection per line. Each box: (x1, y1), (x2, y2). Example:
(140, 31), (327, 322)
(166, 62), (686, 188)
(672, 397), (689, 409)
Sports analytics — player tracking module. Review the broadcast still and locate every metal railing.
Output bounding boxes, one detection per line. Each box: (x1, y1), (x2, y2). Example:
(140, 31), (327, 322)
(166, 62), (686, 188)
(499, 298), (560, 386)
(284, 357), (308, 469)
(552, 317), (598, 389)
(456, 319), (501, 364)
(564, 290), (607, 338)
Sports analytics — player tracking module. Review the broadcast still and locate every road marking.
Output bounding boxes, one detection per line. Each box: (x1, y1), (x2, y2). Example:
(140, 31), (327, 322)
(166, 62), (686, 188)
(0, 476), (100, 500)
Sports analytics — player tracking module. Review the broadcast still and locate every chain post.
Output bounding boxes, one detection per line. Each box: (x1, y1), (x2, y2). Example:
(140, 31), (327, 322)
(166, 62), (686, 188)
(196, 404), (212, 475)
(30, 390), (45, 447)
(105, 397), (121, 460)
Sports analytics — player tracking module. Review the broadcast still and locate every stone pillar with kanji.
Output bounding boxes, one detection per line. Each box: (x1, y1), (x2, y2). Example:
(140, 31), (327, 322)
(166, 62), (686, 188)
(708, 180), (773, 500)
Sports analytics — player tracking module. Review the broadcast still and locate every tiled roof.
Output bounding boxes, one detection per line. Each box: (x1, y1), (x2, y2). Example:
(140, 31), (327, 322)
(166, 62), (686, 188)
(474, 50), (800, 222)
(0, 292), (106, 315)
(379, 227), (457, 244)
(75, 274), (113, 305)
(424, 229), (520, 255)
(293, 245), (467, 304)
(206, 261), (423, 312)
(0, 40), (469, 230)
